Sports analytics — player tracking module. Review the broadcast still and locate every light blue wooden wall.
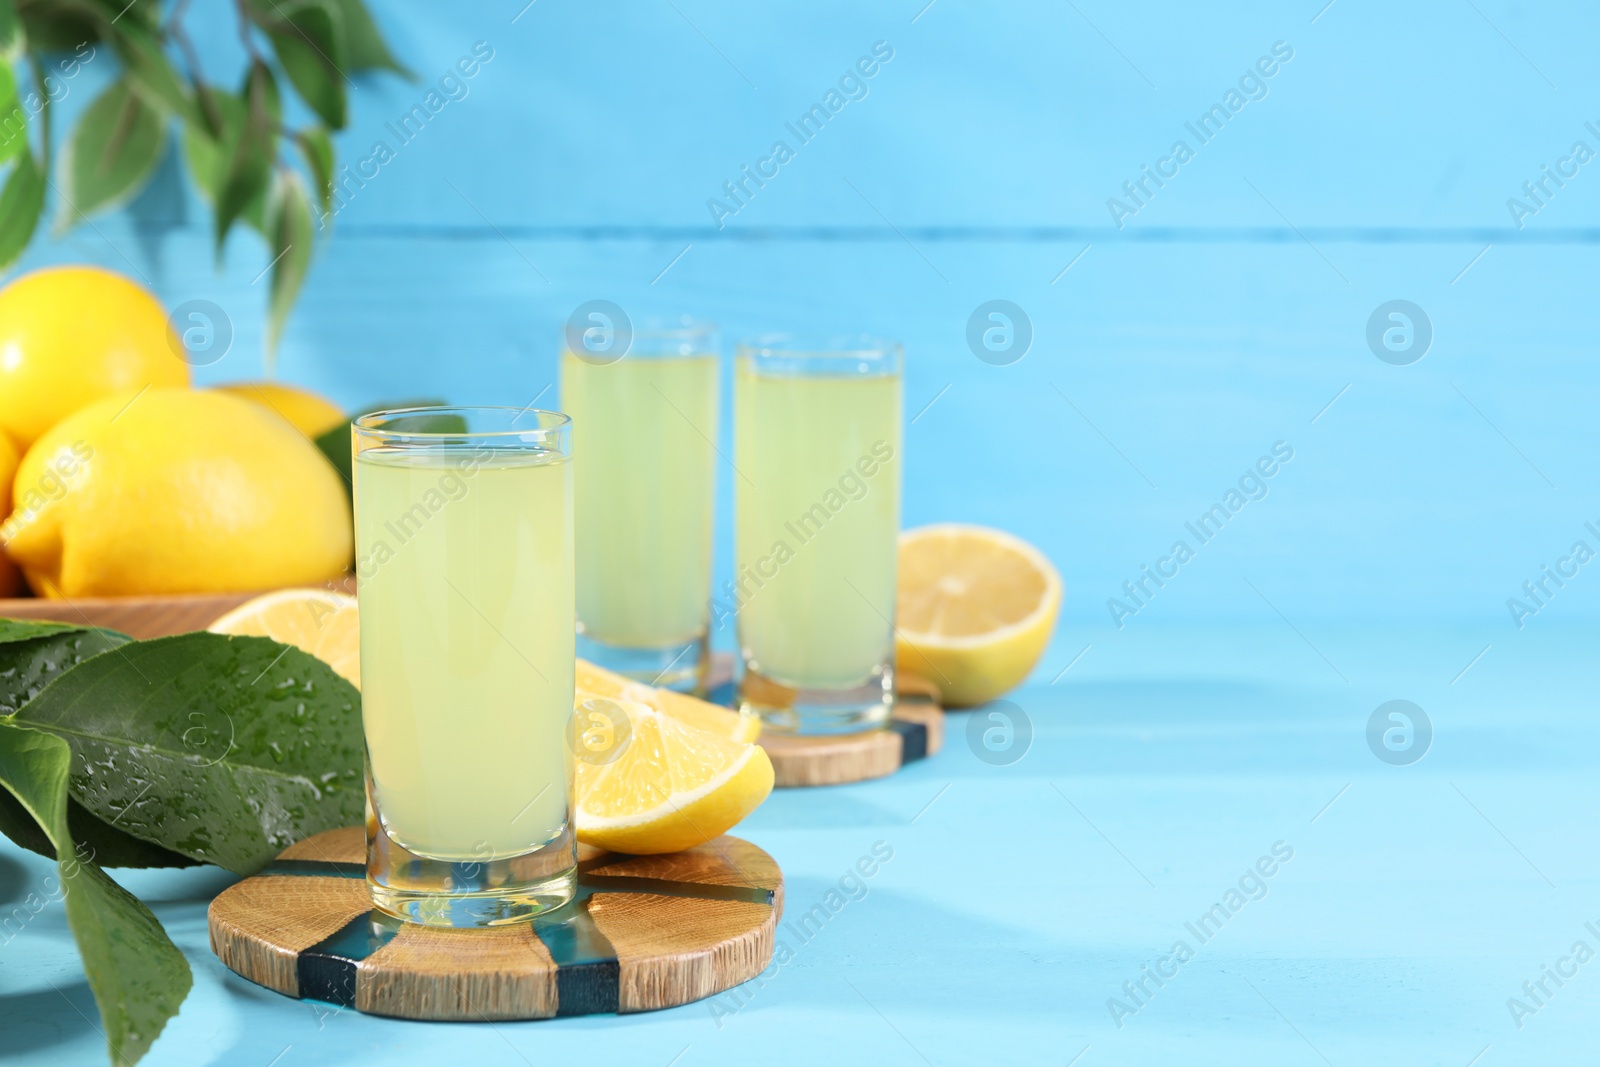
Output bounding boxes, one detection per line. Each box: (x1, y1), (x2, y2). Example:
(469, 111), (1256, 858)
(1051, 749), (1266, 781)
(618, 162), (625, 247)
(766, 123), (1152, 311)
(19, 0), (1600, 670)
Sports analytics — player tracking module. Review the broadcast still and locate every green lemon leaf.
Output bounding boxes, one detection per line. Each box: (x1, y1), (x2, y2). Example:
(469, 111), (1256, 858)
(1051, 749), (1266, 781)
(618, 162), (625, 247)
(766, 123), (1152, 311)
(109, 21), (195, 124)
(0, 624), (200, 868)
(84, 0), (158, 28)
(0, 146), (43, 272)
(0, 789), (199, 868)
(18, 12), (100, 53)
(0, 787), (201, 868)
(313, 420), (352, 486)
(0, 0), (19, 53)
(178, 92), (230, 202)
(0, 61), (22, 166)
(261, 0), (347, 130)
(180, 89), (268, 233)
(212, 63), (276, 254)
(65, 860), (192, 1065)
(56, 76), (167, 229)
(0, 618), (84, 644)
(0, 774), (53, 853)
(265, 169), (314, 360)
(0, 720), (191, 1067)
(12, 631), (364, 873)
(294, 126), (334, 217)
(0, 624), (128, 714)
(324, 0), (409, 75)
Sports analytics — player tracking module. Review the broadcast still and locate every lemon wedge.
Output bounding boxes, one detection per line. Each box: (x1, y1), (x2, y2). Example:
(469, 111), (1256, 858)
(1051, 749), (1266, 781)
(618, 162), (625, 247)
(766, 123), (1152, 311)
(574, 699), (772, 855)
(576, 657), (760, 743)
(895, 524), (1062, 706)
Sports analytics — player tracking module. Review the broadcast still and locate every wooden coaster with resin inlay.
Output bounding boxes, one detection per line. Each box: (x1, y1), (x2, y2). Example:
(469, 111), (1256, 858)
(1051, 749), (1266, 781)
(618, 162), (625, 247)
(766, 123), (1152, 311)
(708, 655), (945, 787)
(208, 826), (784, 1020)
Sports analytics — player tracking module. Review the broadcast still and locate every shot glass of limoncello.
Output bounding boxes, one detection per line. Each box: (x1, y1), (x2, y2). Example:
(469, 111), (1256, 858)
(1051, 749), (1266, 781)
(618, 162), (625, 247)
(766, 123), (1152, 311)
(733, 335), (903, 734)
(353, 406), (575, 926)
(561, 316), (719, 692)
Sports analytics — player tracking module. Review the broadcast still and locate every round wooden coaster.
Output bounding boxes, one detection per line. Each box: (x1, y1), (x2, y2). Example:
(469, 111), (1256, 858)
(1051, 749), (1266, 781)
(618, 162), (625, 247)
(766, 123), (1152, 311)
(209, 826), (784, 1021)
(706, 655), (945, 787)
(759, 674), (944, 787)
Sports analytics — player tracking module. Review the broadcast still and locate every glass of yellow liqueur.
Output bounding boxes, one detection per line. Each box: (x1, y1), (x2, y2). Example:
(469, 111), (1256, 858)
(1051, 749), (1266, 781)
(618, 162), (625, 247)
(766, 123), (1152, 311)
(733, 335), (903, 734)
(353, 406), (575, 926)
(561, 316), (719, 692)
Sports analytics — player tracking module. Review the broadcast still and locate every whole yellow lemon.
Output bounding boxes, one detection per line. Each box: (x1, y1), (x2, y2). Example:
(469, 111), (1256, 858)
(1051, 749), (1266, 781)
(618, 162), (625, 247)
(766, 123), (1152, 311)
(0, 266), (191, 451)
(3, 388), (352, 597)
(213, 381), (346, 439)
(0, 432), (21, 596)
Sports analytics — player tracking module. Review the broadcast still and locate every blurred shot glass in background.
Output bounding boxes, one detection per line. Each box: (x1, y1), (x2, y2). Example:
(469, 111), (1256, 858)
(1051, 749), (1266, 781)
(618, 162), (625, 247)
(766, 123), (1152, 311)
(733, 335), (903, 734)
(562, 316), (720, 693)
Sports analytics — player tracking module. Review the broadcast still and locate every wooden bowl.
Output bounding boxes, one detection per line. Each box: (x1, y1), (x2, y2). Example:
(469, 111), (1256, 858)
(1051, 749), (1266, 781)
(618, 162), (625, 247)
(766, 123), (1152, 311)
(0, 577), (356, 639)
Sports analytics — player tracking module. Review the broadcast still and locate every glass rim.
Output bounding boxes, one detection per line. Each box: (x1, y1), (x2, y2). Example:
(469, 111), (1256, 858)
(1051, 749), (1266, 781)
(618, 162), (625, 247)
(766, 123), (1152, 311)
(736, 333), (900, 360)
(352, 404), (571, 443)
(564, 315), (720, 363)
(736, 333), (901, 378)
(632, 315), (719, 340)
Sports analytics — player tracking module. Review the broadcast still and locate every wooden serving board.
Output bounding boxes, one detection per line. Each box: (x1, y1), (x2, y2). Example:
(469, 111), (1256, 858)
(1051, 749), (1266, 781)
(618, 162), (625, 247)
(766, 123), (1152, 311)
(209, 826), (783, 1020)
(707, 655), (945, 788)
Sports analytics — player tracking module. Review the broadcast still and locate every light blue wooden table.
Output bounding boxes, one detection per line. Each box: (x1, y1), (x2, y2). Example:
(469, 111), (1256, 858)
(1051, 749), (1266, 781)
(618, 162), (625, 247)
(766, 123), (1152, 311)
(6, 1), (1599, 1062)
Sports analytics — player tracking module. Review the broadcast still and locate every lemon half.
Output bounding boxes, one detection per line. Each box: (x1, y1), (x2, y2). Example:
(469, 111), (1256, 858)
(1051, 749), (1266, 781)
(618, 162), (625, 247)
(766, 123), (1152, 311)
(895, 523), (1062, 706)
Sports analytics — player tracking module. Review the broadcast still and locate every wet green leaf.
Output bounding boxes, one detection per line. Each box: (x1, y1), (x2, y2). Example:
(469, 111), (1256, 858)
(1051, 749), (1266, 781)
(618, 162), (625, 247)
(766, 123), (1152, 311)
(0, 786), (201, 868)
(0, 618), (83, 644)
(12, 631), (365, 874)
(0, 624), (128, 714)
(0, 721), (191, 1067)
(0, 623), (199, 868)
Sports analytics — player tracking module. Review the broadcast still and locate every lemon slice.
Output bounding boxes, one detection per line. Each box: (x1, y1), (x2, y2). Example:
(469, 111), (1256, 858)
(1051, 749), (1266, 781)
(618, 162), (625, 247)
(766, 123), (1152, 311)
(209, 588), (360, 686)
(895, 524), (1062, 706)
(574, 699), (773, 854)
(576, 657), (760, 742)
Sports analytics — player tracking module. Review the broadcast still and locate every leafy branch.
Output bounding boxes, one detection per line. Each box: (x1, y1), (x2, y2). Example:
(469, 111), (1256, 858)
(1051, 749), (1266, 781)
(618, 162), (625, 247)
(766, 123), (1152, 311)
(0, 618), (367, 1065)
(0, 0), (406, 361)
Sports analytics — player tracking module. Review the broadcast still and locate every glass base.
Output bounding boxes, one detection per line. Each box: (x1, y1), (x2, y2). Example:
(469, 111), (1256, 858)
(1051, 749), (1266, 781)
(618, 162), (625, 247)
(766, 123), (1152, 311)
(576, 629), (708, 693)
(738, 661), (894, 736)
(366, 816), (577, 928)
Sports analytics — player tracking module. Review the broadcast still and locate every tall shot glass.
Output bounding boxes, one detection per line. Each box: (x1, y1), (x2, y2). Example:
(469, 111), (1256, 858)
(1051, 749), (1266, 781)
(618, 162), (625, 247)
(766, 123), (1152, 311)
(733, 335), (903, 734)
(561, 316), (719, 692)
(353, 406), (575, 926)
